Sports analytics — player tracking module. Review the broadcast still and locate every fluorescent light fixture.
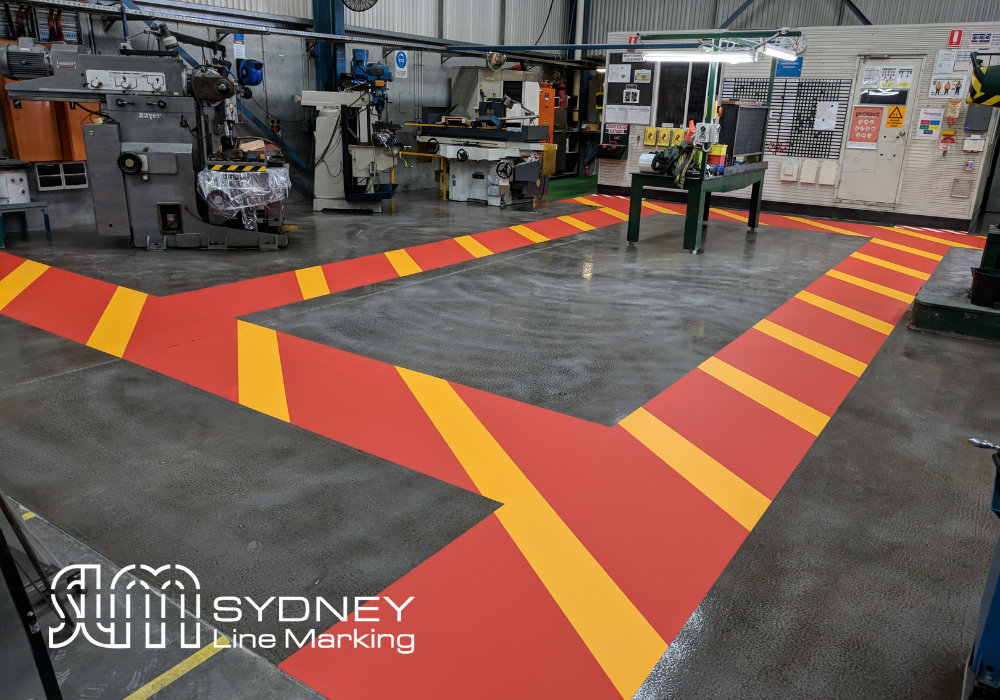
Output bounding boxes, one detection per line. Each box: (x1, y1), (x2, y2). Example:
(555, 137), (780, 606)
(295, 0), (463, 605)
(596, 68), (606, 72)
(643, 51), (757, 63)
(761, 43), (797, 61)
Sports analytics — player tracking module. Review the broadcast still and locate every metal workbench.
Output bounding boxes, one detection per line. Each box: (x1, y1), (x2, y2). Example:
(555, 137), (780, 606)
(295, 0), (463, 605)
(625, 164), (767, 251)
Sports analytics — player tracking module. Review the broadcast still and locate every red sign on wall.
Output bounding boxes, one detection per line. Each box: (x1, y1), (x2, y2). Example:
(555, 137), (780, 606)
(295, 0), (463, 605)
(846, 105), (884, 150)
(948, 29), (963, 48)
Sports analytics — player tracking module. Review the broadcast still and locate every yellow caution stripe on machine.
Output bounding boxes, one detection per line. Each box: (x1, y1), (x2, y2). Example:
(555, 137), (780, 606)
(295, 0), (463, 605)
(210, 164), (268, 172)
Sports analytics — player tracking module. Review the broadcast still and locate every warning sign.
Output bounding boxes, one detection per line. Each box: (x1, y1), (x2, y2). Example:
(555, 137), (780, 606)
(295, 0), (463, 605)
(885, 105), (906, 128)
(847, 105), (884, 149)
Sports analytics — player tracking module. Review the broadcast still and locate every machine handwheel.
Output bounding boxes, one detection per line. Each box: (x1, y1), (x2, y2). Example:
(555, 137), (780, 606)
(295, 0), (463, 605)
(457, 149), (469, 162)
(426, 138), (439, 154)
(117, 152), (143, 174)
(496, 161), (513, 179)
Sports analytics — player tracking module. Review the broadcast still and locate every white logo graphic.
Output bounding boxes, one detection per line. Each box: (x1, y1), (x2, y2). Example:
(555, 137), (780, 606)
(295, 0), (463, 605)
(49, 564), (203, 649)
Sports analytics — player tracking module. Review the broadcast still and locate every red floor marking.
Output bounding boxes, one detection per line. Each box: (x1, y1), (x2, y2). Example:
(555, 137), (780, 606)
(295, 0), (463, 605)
(833, 257), (927, 296)
(1, 267), (116, 344)
(803, 275), (909, 326)
(643, 370), (817, 500)
(279, 515), (619, 700)
(278, 334), (475, 491)
(0, 252), (25, 278)
(129, 324), (239, 401)
(169, 271), (304, 320)
(714, 328), (858, 416)
(588, 196), (631, 213)
(451, 383), (749, 641)
(323, 254), (401, 295)
(471, 227), (535, 253)
(530, 217), (591, 239)
(851, 243), (940, 274)
(767, 298), (889, 364)
(124, 297), (237, 359)
(568, 208), (630, 229)
(404, 238), (475, 271)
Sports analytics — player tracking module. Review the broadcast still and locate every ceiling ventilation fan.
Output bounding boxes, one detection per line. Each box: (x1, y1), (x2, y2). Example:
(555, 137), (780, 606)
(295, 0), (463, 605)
(342, 0), (379, 10)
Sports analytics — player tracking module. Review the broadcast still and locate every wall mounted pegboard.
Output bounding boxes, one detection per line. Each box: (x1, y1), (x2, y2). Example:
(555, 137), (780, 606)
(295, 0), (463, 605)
(723, 77), (853, 159)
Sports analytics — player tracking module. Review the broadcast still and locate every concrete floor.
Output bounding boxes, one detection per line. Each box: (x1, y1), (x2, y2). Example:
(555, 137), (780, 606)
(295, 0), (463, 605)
(2, 192), (999, 698)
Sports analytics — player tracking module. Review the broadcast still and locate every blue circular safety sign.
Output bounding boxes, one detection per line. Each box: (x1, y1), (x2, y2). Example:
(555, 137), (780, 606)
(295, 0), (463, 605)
(395, 51), (407, 69)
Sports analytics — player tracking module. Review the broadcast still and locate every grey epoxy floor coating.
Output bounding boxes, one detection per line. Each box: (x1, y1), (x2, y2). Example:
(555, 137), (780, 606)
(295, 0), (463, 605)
(1, 192), (999, 699)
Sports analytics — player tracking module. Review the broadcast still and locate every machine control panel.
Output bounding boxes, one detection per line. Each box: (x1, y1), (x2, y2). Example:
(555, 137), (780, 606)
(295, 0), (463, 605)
(85, 70), (167, 93)
(694, 122), (720, 144)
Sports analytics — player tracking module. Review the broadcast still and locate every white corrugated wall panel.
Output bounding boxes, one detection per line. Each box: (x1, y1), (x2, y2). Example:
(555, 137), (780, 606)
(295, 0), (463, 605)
(715, 22), (999, 221)
(589, 0), (1000, 41)
(443, 0), (500, 44)
(504, 0), (570, 46)
(344, 0), (438, 36)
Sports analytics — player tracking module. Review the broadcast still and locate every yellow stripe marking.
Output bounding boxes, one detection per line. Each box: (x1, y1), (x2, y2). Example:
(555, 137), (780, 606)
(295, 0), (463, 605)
(294, 266), (331, 300)
(878, 225), (979, 249)
(825, 269), (915, 303)
(236, 321), (289, 422)
(558, 215), (595, 231)
(620, 408), (771, 530)
(782, 216), (866, 237)
(709, 207), (744, 222)
(454, 235), (493, 258)
(227, 165), (238, 171)
(698, 356), (830, 436)
(0, 259), (48, 312)
(795, 290), (895, 334)
(123, 636), (229, 700)
(599, 207), (630, 221)
(642, 201), (682, 215)
(21, 512), (35, 520)
(574, 196), (603, 207)
(242, 165), (253, 172)
(869, 238), (943, 261)
(510, 224), (549, 243)
(384, 249), (422, 277)
(211, 165), (222, 170)
(86, 287), (148, 357)
(754, 318), (867, 377)
(397, 367), (666, 699)
(849, 252), (930, 280)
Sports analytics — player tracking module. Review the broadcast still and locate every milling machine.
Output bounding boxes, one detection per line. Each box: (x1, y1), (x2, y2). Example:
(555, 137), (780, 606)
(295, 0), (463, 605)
(0, 34), (291, 250)
(298, 49), (400, 213)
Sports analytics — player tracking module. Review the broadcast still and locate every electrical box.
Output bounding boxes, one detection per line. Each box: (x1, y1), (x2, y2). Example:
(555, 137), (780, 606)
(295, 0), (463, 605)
(693, 122), (720, 143)
(780, 159), (800, 182)
(799, 159), (819, 184)
(818, 161), (838, 186)
(964, 136), (986, 152)
(965, 104), (993, 132)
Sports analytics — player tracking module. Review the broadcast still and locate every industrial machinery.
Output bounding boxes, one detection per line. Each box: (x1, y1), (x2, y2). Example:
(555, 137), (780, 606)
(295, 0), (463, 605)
(0, 35), (290, 250)
(298, 49), (400, 213)
(414, 96), (553, 208)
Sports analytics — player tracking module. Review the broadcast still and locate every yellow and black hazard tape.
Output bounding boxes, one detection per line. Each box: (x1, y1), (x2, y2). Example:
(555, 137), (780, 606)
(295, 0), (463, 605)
(210, 164), (268, 172)
(968, 52), (1000, 106)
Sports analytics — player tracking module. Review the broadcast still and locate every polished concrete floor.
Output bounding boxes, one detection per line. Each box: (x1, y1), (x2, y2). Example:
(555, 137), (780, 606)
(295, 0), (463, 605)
(1, 192), (999, 699)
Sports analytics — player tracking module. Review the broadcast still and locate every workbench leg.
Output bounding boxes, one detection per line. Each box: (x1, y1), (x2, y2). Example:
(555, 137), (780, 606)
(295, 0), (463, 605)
(684, 189), (705, 251)
(748, 180), (763, 231)
(626, 179), (644, 243)
(0, 214), (5, 250)
(703, 192), (712, 223)
(42, 208), (51, 241)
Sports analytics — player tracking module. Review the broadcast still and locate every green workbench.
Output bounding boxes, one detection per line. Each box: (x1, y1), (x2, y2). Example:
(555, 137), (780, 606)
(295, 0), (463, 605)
(626, 167), (767, 251)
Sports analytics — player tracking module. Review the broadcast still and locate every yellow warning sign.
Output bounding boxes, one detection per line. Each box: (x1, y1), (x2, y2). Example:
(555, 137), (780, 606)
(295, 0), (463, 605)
(885, 105), (906, 128)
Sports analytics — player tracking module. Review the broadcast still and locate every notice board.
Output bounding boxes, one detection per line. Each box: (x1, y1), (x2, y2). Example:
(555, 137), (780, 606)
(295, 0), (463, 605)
(604, 52), (655, 125)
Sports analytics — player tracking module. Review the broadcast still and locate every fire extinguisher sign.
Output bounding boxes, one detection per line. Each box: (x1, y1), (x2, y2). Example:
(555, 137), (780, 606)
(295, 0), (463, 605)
(948, 29), (963, 48)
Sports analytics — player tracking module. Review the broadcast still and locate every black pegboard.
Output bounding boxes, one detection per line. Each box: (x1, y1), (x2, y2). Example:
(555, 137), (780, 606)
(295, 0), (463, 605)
(722, 78), (852, 159)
